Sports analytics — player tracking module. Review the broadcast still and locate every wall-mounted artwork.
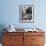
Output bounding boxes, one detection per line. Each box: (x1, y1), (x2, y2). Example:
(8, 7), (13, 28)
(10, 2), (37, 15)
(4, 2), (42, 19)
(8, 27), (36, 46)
(19, 5), (34, 23)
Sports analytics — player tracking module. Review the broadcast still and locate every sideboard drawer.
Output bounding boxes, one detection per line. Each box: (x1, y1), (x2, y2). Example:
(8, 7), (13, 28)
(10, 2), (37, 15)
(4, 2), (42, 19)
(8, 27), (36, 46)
(24, 32), (44, 36)
(3, 32), (23, 36)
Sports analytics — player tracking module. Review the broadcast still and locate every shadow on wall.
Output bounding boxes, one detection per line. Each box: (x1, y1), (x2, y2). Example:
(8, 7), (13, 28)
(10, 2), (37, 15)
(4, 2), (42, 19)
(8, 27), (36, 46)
(0, 24), (7, 43)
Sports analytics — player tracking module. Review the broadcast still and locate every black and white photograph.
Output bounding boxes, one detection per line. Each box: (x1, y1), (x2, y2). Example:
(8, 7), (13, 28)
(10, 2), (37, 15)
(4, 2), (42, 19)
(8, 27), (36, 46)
(19, 5), (34, 23)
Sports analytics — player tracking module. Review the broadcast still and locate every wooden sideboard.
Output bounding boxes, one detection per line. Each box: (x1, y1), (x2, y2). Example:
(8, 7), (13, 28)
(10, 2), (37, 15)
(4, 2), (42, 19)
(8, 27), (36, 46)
(2, 32), (45, 46)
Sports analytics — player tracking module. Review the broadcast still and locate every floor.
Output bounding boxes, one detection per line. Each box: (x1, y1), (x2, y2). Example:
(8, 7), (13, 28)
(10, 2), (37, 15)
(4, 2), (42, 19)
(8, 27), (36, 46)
(0, 44), (2, 46)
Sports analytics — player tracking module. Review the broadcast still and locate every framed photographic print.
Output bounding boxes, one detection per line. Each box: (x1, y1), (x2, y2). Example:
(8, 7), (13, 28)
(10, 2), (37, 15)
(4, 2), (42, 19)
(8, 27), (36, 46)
(19, 5), (34, 23)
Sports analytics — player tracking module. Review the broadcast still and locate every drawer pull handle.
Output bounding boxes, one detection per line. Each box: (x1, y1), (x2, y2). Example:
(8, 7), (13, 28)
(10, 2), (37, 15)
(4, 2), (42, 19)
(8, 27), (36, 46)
(9, 38), (12, 40)
(32, 39), (36, 40)
(9, 38), (13, 40)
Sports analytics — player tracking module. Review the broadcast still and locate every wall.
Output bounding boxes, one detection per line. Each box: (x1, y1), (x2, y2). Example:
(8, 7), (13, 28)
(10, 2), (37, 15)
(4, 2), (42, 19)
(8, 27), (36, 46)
(0, 0), (46, 29)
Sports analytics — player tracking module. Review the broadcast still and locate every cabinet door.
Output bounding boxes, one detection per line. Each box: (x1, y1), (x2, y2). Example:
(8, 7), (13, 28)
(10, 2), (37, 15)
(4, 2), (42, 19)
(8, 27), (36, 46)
(24, 32), (45, 46)
(32, 36), (45, 46)
(3, 33), (23, 46)
(24, 33), (32, 46)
